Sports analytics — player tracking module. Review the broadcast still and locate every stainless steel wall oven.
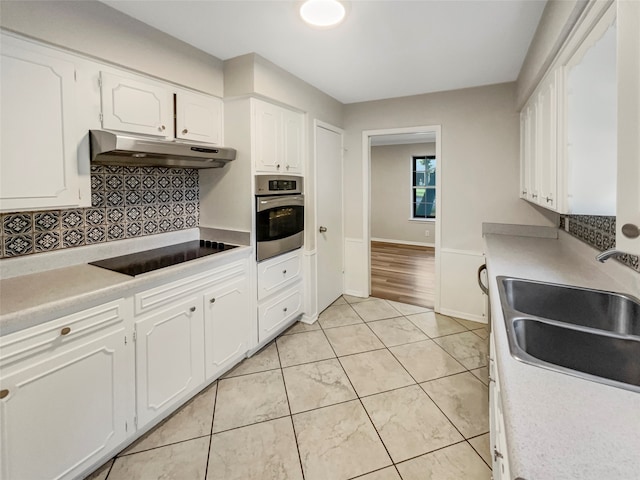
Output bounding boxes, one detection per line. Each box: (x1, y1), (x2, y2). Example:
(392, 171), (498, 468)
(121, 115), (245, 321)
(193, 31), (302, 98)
(255, 175), (304, 262)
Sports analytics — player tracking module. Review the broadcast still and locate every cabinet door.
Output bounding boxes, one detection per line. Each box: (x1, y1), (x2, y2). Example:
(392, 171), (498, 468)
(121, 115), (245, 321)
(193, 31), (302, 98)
(135, 298), (205, 428)
(536, 73), (558, 210)
(203, 275), (250, 379)
(283, 108), (304, 174)
(0, 38), (80, 211)
(520, 103), (538, 203)
(616, 0), (640, 256)
(0, 328), (130, 480)
(100, 71), (172, 139)
(176, 91), (223, 145)
(254, 100), (282, 172)
(258, 282), (304, 343)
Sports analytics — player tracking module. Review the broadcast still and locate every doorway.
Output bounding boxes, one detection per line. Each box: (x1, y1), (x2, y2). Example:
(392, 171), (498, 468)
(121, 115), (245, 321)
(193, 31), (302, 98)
(363, 126), (441, 310)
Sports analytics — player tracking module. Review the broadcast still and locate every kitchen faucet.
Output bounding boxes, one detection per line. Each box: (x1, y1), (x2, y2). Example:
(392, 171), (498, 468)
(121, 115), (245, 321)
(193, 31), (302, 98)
(596, 248), (631, 263)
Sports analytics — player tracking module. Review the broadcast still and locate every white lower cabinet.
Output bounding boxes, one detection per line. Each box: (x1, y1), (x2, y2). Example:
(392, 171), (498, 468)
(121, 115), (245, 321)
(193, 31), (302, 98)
(489, 330), (511, 480)
(203, 274), (251, 379)
(258, 282), (303, 343)
(134, 297), (205, 429)
(0, 300), (132, 480)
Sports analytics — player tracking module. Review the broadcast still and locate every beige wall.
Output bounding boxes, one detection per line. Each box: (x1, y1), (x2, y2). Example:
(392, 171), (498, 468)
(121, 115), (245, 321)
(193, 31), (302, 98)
(371, 143), (436, 244)
(344, 82), (558, 253)
(516, 0), (588, 109)
(0, 0), (224, 96)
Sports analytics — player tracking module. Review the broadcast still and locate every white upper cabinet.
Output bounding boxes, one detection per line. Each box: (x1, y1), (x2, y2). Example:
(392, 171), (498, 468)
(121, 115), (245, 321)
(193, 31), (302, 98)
(0, 36), (81, 212)
(176, 90), (223, 145)
(253, 98), (304, 174)
(616, 0), (640, 257)
(536, 70), (559, 210)
(100, 71), (173, 139)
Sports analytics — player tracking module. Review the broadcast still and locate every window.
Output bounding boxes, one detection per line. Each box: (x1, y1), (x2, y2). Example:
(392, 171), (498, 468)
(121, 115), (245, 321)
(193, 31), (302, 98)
(412, 155), (436, 219)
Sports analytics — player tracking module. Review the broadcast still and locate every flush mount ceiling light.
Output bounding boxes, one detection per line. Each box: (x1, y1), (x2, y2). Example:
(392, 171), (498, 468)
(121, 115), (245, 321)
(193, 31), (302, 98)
(299, 0), (346, 28)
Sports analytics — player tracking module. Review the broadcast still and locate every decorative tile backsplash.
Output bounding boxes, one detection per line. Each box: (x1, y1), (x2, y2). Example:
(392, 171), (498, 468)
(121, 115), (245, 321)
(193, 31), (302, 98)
(560, 215), (639, 272)
(1, 166), (199, 258)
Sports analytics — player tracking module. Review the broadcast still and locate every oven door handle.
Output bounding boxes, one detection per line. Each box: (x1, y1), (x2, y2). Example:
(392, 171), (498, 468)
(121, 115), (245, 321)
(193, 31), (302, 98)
(257, 195), (304, 212)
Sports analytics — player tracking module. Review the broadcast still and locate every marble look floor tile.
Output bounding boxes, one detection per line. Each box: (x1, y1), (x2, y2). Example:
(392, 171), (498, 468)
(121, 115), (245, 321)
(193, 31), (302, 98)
(276, 331), (336, 367)
(355, 466), (402, 480)
(361, 385), (463, 463)
(468, 433), (492, 467)
(396, 442), (491, 480)
(366, 317), (428, 347)
(406, 312), (467, 338)
(453, 317), (487, 330)
(84, 459), (113, 480)
(213, 370), (289, 433)
(208, 417), (303, 480)
(433, 331), (488, 369)
(339, 349), (414, 397)
(470, 366), (489, 386)
(389, 340), (465, 382)
(472, 327), (490, 339)
(351, 298), (401, 322)
(293, 400), (391, 480)
(108, 437), (209, 480)
(318, 304), (364, 329)
(124, 382), (216, 454)
(282, 320), (322, 335)
(421, 372), (489, 438)
(331, 296), (348, 305)
(282, 359), (357, 414)
(343, 294), (372, 304)
(323, 324), (384, 356)
(223, 342), (280, 377)
(386, 300), (432, 316)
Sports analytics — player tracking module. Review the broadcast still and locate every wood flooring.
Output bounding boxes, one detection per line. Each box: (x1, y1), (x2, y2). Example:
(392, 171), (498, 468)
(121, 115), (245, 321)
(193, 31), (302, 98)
(370, 241), (435, 309)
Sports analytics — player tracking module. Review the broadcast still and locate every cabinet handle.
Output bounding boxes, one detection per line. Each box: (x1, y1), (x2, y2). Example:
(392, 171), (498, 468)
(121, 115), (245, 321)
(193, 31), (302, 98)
(0, 389), (9, 399)
(60, 327), (71, 336)
(190, 306), (196, 312)
(210, 298), (216, 304)
(286, 164), (290, 170)
(283, 269), (287, 275)
(276, 164), (281, 169)
(182, 128), (188, 135)
(283, 307), (288, 313)
(531, 193), (538, 199)
(493, 448), (504, 461)
(159, 125), (166, 132)
(521, 190), (527, 195)
(545, 196), (553, 203)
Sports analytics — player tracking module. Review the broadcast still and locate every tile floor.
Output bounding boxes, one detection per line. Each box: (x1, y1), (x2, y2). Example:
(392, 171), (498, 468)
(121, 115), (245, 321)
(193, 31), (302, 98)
(86, 296), (491, 480)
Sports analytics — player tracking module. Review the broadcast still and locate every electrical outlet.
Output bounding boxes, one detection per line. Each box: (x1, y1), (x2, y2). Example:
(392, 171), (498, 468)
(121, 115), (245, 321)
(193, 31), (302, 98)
(425, 230), (430, 237)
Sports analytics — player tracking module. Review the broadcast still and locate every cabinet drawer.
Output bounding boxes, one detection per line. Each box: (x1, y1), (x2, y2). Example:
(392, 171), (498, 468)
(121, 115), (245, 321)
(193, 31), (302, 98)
(257, 250), (302, 300)
(258, 282), (303, 343)
(134, 260), (246, 316)
(0, 299), (127, 368)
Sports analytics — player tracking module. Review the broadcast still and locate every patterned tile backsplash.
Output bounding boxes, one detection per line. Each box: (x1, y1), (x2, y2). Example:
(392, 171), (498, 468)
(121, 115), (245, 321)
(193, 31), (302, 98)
(1, 165), (199, 258)
(560, 215), (639, 272)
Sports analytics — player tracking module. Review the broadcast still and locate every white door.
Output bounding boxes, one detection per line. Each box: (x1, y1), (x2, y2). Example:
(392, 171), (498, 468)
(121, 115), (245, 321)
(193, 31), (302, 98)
(316, 124), (344, 312)
(135, 297), (205, 428)
(203, 275), (250, 379)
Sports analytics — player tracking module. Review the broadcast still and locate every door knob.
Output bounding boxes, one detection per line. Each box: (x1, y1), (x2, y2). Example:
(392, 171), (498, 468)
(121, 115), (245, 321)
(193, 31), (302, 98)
(622, 223), (640, 239)
(182, 128), (188, 135)
(319, 226), (327, 233)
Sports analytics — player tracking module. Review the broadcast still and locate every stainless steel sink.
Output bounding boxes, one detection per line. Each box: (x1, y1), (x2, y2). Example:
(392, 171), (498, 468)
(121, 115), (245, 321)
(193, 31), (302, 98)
(497, 276), (640, 393)
(500, 277), (640, 336)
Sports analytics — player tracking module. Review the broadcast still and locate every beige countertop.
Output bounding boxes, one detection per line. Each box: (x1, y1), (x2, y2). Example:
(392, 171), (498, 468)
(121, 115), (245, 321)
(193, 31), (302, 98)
(0, 245), (252, 336)
(484, 229), (640, 480)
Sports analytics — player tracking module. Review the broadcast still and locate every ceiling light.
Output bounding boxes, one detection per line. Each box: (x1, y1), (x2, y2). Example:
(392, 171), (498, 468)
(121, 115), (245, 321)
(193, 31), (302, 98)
(300, 0), (346, 28)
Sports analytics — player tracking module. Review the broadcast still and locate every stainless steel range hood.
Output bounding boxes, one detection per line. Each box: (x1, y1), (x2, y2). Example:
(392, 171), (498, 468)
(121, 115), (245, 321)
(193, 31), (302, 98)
(90, 130), (236, 169)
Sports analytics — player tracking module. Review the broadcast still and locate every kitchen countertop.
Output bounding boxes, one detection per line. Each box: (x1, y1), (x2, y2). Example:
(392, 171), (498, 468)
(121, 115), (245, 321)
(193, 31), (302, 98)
(0, 244), (252, 337)
(484, 228), (640, 480)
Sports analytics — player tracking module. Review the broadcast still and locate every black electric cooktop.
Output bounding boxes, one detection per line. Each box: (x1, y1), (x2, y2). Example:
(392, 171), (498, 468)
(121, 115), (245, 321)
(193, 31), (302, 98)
(90, 240), (238, 276)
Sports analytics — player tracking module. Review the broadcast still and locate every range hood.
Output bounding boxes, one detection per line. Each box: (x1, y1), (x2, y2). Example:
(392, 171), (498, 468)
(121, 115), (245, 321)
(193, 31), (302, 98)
(89, 130), (236, 169)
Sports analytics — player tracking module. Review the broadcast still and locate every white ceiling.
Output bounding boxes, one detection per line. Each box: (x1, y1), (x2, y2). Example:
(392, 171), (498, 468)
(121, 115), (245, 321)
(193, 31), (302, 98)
(102, 0), (546, 104)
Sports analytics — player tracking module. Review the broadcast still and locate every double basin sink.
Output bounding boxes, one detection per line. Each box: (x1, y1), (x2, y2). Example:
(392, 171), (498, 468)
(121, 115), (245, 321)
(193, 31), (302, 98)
(498, 277), (640, 393)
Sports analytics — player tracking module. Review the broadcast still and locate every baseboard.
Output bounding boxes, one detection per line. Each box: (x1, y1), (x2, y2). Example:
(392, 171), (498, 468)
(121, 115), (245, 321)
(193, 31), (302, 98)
(439, 307), (487, 324)
(343, 289), (369, 298)
(371, 237), (435, 248)
(301, 313), (318, 324)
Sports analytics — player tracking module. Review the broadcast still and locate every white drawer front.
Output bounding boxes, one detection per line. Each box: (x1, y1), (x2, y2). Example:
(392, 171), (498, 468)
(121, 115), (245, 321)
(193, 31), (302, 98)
(0, 299), (127, 368)
(258, 283), (303, 342)
(257, 250), (302, 300)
